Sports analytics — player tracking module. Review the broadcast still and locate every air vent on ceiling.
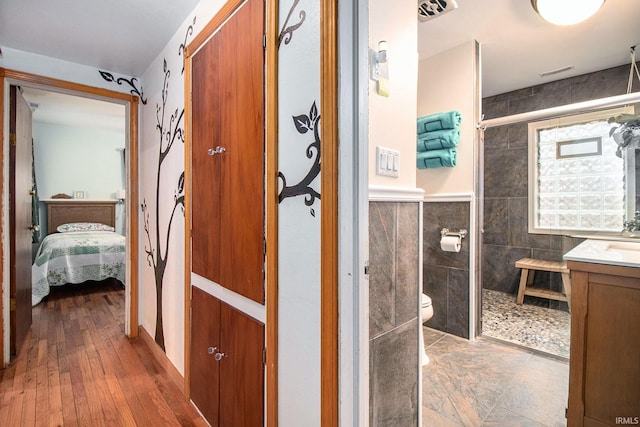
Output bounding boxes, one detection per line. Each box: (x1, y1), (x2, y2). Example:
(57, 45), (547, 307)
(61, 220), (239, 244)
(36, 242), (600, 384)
(418, 0), (458, 22)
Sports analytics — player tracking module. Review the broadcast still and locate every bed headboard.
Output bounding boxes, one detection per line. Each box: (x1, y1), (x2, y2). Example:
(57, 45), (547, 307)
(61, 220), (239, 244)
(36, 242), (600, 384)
(44, 200), (117, 235)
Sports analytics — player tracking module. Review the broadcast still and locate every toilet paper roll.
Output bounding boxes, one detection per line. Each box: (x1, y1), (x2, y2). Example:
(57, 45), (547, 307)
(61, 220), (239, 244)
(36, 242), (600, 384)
(440, 235), (461, 252)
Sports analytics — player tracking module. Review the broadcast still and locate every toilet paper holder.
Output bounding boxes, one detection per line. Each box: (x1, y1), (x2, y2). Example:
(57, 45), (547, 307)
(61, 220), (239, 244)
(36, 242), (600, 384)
(440, 228), (467, 239)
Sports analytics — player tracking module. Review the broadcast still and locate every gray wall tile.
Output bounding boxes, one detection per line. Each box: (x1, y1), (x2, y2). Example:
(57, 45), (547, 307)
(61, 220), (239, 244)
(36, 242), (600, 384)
(370, 320), (419, 427)
(424, 202), (470, 270)
(396, 203), (419, 324)
(369, 201), (420, 425)
(482, 245), (530, 293)
(423, 265), (448, 331)
(507, 123), (529, 149)
(508, 85), (571, 115)
(484, 148), (528, 198)
(369, 202), (397, 338)
(448, 268), (470, 339)
(484, 198), (509, 246)
(423, 202), (471, 338)
(484, 126), (509, 151)
(509, 198), (550, 249)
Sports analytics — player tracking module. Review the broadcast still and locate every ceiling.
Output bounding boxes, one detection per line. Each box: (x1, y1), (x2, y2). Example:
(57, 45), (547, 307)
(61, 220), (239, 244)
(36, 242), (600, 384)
(0, 0), (199, 77)
(1, 0), (640, 120)
(20, 87), (126, 131)
(419, 0), (640, 97)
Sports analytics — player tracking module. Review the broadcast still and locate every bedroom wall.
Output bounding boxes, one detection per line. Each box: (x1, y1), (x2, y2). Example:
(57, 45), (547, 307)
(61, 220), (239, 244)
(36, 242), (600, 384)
(33, 121), (126, 236)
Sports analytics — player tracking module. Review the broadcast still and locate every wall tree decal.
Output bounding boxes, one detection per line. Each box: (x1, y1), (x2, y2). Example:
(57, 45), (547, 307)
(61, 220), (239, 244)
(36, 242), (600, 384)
(99, 70), (148, 104)
(279, 0), (306, 47)
(278, 101), (321, 216)
(179, 16), (197, 74)
(141, 58), (185, 351)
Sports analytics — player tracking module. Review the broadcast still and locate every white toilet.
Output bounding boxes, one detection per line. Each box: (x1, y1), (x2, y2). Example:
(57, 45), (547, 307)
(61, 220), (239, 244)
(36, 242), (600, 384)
(420, 293), (434, 366)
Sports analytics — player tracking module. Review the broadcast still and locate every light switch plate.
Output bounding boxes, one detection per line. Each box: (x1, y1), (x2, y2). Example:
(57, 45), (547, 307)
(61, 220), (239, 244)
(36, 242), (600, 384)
(376, 146), (399, 177)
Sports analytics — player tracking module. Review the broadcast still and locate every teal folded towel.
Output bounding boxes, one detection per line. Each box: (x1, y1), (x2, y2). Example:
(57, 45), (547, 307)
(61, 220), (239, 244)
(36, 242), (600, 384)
(416, 148), (457, 169)
(417, 128), (460, 151)
(417, 111), (461, 133)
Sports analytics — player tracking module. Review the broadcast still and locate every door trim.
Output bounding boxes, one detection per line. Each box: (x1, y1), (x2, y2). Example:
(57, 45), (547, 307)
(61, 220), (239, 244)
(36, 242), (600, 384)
(265, 0), (279, 424)
(320, 0), (339, 424)
(183, 2), (278, 425)
(0, 67), (140, 367)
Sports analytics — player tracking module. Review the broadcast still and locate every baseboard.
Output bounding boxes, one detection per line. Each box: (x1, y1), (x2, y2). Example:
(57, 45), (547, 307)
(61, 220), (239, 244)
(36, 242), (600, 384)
(138, 325), (185, 395)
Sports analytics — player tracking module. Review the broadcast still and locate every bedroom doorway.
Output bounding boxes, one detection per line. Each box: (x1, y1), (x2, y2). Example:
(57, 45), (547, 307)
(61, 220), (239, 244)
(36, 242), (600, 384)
(0, 69), (140, 368)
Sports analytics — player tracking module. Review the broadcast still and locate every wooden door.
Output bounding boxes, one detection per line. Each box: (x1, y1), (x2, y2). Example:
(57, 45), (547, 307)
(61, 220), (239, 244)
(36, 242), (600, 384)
(191, 0), (265, 304)
(218, 302), (265, 426)
(192, 26), (222, 285)
(190, 288), (264, 426)
(190, 287), (221, 424)
(9, 86), (33, 356)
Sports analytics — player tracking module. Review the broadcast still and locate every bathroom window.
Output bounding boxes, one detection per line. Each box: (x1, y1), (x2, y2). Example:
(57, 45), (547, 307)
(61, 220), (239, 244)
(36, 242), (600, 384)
(528, 106), (636, 236)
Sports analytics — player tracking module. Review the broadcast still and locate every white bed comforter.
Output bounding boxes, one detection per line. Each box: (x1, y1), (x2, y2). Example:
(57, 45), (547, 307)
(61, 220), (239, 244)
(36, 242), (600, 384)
(32, 231), (126, 306)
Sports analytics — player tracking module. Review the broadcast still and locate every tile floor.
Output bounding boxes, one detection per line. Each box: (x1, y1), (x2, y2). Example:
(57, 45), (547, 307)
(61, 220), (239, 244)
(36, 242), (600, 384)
(422, 327), (569, 426)
(481, 289), (570, 359)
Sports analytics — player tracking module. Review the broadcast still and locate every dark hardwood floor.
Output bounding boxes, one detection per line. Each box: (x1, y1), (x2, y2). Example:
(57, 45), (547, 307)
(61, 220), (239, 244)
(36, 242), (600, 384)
(0, 280), (206, 426)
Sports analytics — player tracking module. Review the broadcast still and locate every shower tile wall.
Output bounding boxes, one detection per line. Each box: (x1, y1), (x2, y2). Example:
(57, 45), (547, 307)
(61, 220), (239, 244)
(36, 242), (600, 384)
(369, 201), (419, 426)
(482, 63), (635, 301)
(423, 201), (470, 339)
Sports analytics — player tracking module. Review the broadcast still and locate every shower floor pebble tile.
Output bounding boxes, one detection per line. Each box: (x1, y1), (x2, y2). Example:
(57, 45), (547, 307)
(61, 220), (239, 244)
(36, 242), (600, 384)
(481, 289), (570, 359)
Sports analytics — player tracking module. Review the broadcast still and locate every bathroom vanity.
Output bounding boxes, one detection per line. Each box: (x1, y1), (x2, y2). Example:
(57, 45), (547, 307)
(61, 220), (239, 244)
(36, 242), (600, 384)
(564, 240), (640, 427)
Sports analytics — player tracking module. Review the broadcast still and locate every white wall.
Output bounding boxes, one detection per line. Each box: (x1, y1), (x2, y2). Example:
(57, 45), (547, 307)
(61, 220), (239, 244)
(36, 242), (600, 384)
(0, 47), (136, 94)
(368, 0), (418, 190)
(276, 0), (322, 422)
(416, 41), (479, 195)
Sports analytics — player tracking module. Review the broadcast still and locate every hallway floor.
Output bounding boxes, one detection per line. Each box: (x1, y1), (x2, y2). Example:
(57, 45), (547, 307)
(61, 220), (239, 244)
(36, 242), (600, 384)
(481, 289), (570, 359)
(0, 281), (205, 426)
(422, 327), (569, 426)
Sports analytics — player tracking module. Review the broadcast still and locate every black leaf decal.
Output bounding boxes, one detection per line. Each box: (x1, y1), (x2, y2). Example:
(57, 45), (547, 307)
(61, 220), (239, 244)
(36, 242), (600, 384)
(100, 71), (115, 82)
(309, 102), (318, 122)
(293, 114), (311, 134)
(177, 172), (185, 194)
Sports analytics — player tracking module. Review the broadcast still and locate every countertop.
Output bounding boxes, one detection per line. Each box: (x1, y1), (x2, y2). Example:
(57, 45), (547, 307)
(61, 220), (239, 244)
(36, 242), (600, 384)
(563, 239), (640, 268)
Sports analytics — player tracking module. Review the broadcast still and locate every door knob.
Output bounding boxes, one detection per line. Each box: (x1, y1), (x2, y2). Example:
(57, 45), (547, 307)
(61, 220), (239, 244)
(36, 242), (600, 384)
(214, 352), (226, 361)
(207, 346), (217, 355)
(207, 146), (226, 156)
(28, 225), (39, 231)
(29, 189), (36, 195)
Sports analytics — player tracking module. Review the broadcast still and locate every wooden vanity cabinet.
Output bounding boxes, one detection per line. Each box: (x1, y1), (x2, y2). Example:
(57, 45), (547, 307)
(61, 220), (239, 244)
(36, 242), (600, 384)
(566, 261), (640, 427)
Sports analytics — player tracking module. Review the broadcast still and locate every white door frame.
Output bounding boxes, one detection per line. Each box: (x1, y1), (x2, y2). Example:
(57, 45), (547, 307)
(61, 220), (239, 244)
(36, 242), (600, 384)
(337, 0), (370, 424)
(0, 70), (139, 365)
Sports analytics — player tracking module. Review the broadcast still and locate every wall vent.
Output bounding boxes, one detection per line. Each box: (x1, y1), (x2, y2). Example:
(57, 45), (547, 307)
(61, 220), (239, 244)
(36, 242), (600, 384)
(418, 0), (458, 22)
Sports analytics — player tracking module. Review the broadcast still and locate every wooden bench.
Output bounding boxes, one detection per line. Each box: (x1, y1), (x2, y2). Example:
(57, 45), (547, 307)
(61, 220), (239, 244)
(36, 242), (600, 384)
(515, 258), (571, 312)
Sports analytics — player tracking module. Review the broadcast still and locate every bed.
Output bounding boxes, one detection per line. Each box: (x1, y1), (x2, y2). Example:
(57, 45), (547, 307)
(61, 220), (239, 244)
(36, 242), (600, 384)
(32, 200), (126, 306)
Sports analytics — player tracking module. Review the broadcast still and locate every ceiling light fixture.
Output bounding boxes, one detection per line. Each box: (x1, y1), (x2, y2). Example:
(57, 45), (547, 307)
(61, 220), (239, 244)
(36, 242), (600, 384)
(531, 0), (605, 26)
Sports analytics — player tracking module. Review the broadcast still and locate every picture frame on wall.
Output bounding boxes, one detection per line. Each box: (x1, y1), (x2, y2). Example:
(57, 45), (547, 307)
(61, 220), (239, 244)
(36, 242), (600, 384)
(74, 190), (85, 199)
